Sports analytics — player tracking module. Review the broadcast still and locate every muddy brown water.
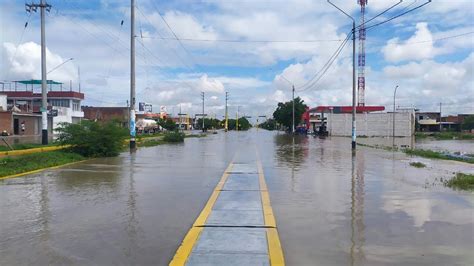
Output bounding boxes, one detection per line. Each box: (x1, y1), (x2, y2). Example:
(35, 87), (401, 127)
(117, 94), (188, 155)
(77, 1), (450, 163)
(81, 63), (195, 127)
(1, 130), (473, 265)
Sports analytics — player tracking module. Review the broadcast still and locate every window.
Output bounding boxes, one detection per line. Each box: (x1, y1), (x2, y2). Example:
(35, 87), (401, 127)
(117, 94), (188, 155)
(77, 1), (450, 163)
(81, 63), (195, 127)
(72, 100), (81, 111)
(49, 99), (70, 107)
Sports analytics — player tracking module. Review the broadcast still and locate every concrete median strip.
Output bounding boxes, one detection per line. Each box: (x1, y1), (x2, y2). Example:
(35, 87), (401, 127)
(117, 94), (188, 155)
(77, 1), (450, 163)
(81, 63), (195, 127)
(169, 157), (285, 266)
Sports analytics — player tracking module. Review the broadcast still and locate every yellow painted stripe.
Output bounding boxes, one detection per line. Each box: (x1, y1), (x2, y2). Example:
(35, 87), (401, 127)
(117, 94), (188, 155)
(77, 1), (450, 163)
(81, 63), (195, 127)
(0, 160), (88, 180)
(0, 145), (69, 157)
(169, 162), (234, 265)
(266, 228), (285, 266)
(257, 160), (285, 265)
(169, 227), (204, 266)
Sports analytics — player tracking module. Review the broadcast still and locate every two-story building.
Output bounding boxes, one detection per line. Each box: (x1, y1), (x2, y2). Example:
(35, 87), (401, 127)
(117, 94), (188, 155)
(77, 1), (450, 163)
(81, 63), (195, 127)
(0, 79), (84, 136)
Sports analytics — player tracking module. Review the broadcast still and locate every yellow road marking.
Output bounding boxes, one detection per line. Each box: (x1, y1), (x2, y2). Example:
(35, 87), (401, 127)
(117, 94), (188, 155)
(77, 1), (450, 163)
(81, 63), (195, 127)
(0, 160), (89, 180)
(169, 227), (204, 266)
(169, 162), (234, 265)
(257, 160), (285, 265)
(0, 145), (69, 157)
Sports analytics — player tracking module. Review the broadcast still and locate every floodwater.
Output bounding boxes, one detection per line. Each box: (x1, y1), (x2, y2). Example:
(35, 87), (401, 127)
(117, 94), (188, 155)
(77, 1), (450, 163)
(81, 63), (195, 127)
(1, 130), (473, 265)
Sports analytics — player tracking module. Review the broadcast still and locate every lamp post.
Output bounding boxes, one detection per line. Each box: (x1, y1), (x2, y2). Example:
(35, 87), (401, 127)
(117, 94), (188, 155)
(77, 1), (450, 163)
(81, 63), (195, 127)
(328, 0), (357, 150)
(392, 85), (399, 147)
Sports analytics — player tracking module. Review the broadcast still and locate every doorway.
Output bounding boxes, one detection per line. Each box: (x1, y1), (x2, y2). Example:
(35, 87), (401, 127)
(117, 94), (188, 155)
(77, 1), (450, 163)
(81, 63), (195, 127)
(13, 118), (19, 135)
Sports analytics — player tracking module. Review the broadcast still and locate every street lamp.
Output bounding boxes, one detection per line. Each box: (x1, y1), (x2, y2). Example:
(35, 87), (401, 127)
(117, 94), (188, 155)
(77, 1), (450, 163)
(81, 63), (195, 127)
(279, 75), (296, 134)
(392, 85), (399, 147)
(328, 0), (357, 150)
(47, 57), (73, 74)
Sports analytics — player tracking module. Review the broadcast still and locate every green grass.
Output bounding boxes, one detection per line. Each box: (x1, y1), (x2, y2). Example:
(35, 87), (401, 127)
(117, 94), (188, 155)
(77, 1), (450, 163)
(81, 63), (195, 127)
(163, 131), (185, 142)
(409, 162), (426, 168)
(404, 149), (474, 164)
(185, 134), (207, 138)
(415, 132), (474, 140)
(445, 173), (474, 190)
(139, 139), (166, 147)
(0, 143), (58, 152)
(0, 151), (84, 178)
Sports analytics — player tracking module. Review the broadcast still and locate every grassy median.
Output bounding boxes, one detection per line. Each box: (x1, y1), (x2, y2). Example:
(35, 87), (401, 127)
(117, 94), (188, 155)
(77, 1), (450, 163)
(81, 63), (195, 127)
(445, 173), (474, 190)
(404, 149), (474, 164)
(0, 151), (85, 178)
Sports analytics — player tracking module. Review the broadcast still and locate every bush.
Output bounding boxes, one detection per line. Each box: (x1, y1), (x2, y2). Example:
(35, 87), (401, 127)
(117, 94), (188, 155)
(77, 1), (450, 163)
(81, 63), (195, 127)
(163, 131), (185, 142)
(56, 120), (128, 157)
(445, 173), (474, 190)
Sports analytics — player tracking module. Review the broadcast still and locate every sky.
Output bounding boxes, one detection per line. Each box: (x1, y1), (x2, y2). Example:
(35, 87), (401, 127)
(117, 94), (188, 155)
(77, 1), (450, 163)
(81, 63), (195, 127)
(1, 0), (473, 119)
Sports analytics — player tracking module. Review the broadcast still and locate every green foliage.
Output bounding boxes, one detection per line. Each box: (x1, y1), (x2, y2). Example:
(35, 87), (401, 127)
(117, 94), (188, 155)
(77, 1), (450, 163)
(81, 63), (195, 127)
(461, 115), (474, 131)
(56, 120), (128, 157)
(409, 162), (426, 168)
(0, 151), (84, 177)
(415, 132), (474, 140)
(196, 118), (222, 130)
(258, 118), (276, 131)
(0, 143), (58, 152)
(163, 131), (185, 142)
(158, 118), (177, 131)
(224, 117), (251, 131)
(272, 97), (307, 132)
(237, 117), (251, 130)
(404, 148), (474, 164)
(445, 173), (474, 190)
(139, 139), (165, 147)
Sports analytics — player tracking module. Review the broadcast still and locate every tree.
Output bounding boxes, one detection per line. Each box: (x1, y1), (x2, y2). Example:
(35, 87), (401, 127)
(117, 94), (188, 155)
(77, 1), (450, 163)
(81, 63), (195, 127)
(158, 118), (177, 131)
(461, 115), (474, 131)
(196, 118), (222, 130)
(258, 118), (276, 130)
(272, 97), (307, 132)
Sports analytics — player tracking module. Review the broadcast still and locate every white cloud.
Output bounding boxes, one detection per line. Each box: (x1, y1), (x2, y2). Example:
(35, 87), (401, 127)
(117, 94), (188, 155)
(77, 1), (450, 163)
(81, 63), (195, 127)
(382, 22), (436, 62)
(3, 42), (77, 82)
(197, 74), (224, 93)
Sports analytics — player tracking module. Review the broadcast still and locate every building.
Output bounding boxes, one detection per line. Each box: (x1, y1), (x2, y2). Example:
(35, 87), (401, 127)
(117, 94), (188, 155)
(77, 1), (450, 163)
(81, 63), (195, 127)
(82, 106), (129, 127)
(0, 79), (84, 136)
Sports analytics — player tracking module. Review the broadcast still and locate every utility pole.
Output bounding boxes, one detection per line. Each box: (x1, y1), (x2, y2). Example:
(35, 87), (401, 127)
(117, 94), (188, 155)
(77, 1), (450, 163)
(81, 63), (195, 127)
(225, 92), (229, 132)
(236, 106), (240, 131)
(201, 92), (205, 132)
(439, 102), (442, 132)
(26, 0), (51, 145)
(78, 66), (81, 93)
(292, 85), (295, 134)
(129, 0), (136, 150)
(392, 85), (399, 147)
(328, 0), (357, 150)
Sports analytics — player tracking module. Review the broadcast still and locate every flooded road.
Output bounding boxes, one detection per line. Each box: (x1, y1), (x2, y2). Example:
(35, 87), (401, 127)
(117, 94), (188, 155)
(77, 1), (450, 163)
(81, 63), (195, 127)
(1, 130), (473, 265)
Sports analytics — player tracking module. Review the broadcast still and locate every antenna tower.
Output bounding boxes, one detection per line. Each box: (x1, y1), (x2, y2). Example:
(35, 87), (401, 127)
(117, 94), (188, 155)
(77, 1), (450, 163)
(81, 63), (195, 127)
(357, 0), (367, 106)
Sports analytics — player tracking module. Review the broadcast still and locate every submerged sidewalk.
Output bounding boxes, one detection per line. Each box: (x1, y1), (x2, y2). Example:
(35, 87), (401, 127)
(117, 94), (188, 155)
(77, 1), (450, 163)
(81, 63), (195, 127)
(170, 157), (285, 265)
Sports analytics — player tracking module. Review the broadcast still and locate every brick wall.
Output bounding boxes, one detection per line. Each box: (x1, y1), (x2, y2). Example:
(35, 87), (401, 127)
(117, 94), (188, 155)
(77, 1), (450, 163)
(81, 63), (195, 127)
(0, 112), (12, 134)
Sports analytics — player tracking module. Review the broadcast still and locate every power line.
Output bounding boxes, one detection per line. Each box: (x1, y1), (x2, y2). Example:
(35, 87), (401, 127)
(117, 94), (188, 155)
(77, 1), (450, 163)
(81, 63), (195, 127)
(4, 13), (32, 81)
(296, 32), (352, 92)
(365, 0), (432, 31)
(148, 2), (200, 69)
(135, 3), (195, 71)
(140, 36), (345, 43)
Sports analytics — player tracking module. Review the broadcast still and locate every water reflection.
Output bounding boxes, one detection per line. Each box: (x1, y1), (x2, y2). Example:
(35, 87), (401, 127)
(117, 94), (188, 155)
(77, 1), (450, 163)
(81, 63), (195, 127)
(350, 153), (366, 265)
(274, 134), (309, 169)
(125, 154), (139, 261)
(53, 157), (123, 195)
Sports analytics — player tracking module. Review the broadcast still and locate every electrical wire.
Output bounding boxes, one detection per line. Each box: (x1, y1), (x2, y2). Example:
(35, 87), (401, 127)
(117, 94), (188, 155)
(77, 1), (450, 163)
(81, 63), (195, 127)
(4, 13), (32, 81)
(365, 0), (432, 31)
(140, 36), (345, 43)
(295, 32), (352, 92)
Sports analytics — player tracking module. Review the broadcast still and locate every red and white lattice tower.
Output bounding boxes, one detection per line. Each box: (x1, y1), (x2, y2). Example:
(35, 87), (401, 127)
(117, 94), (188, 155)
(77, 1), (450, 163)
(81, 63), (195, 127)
(357, 0), (367, 106)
